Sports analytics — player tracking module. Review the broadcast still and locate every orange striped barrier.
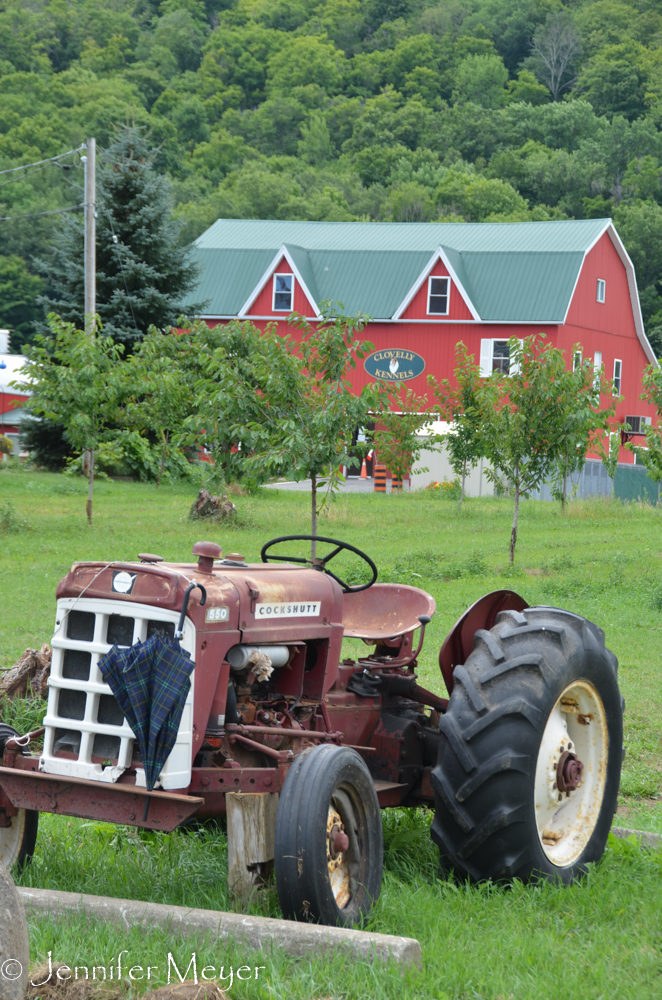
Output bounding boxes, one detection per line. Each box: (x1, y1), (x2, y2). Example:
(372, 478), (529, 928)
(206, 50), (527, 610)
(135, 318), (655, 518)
(392, 475), (403, 491)
(374, 465), (386, 492)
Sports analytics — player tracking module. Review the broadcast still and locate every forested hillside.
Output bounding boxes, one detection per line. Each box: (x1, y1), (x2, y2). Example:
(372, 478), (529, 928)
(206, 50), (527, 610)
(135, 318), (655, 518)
(3, 0), (662, 351)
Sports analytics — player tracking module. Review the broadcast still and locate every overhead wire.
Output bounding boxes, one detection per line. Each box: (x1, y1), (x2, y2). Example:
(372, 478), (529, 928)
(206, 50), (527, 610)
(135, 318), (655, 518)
(0, 161), (72, 189)
(0, 204), (83, 222)
(0, 145), (86, 219)
(0, 146), (85, 177)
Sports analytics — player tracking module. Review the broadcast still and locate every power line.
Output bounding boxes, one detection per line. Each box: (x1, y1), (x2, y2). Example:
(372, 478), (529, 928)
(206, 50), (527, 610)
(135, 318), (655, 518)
(0, 146), (85, 177)
(0, 203), (83, 222)
(0, 159), (80, 190)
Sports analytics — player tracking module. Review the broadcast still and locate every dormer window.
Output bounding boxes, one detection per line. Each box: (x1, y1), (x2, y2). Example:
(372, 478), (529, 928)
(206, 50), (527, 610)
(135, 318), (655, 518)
(428, 276), (449, 315)
(273, 273), (294, 311)
(596, 278), (606, 303)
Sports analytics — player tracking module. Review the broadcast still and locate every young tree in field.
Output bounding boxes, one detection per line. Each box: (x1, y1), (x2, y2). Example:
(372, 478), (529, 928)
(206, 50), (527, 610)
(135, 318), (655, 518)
(477, 336), (588, 563)
(597, 430), (621, 494)
(429, 344), (484, 510)
(121, 326), (197, 486)
(626, 363), (662, 504)
(194, 308), (387, 557)
(627, 426), (662, 504)
(369, 386), (436, 491)
(13, 315), (123, 523)
(550, 353), (616, 510)
(183, 318), (277, 488)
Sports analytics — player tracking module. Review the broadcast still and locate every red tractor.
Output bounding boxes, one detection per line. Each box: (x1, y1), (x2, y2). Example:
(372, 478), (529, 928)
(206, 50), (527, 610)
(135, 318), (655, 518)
(0, 535), (623, 926)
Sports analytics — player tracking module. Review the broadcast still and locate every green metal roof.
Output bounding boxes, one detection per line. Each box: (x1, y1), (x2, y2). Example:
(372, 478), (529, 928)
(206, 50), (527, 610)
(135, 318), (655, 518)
(191, 247), (275, 316)
(186, 218), (610, 322)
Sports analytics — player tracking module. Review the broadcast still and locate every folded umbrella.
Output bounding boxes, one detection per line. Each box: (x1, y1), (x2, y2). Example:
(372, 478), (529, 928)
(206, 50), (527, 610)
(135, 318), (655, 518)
(98, 632), (196, 792)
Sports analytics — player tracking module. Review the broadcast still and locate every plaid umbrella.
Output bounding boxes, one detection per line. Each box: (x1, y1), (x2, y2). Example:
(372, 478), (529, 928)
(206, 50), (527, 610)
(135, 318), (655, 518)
(98, 632), (195, 792)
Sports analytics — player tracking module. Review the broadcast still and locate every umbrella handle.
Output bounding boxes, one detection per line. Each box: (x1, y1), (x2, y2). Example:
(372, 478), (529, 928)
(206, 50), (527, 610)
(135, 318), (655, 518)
(175, 582), (207, 639)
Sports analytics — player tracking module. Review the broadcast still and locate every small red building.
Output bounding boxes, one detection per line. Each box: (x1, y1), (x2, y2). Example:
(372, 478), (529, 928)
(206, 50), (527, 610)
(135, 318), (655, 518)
(188, 218), (657, 463)
(0, 352), (28, 458)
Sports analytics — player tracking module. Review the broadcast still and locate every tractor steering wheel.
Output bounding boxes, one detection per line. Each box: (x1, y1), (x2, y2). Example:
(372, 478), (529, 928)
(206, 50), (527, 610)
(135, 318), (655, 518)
(260, 535), (378, 594)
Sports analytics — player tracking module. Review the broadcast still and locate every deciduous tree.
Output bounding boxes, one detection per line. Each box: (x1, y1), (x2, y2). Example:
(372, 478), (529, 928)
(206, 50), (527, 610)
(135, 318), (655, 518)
(13, 315), (123, 523)
(428, 345), (484, 509)
(549, 353), (616, 510)
(475, 336), (588, 562)
(530, 12), (582, 102)
(370, 386), (436, 490)
(193, 308), (387, 556)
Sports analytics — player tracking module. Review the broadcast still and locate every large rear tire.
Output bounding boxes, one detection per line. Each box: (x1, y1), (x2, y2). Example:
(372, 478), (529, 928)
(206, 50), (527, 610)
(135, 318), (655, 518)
(274, 744), (383, 926)
(431, 606), (623, 883)
(0, 725), (38, 871)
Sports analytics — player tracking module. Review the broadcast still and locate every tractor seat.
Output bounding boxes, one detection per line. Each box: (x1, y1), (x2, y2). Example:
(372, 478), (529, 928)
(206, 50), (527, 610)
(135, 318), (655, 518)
(341, 583), (436, 640)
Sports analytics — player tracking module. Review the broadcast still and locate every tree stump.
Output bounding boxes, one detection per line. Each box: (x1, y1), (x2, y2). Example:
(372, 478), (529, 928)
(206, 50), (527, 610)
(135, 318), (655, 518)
(189, 489), (237, 521)
(0, 865), (29, 998)
(226, 792), (278, 902)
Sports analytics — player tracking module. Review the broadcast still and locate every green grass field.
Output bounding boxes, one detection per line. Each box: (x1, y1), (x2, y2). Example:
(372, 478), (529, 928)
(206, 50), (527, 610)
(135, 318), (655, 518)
(2, 467), (662, 999)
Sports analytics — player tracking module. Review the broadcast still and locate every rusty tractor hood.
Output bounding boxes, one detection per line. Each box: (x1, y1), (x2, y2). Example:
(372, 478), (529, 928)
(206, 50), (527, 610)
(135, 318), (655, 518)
(56, 557), (344, 639)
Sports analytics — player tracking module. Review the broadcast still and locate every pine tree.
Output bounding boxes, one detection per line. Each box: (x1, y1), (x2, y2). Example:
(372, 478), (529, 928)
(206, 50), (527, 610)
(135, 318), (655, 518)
(37, 126), (203, 348)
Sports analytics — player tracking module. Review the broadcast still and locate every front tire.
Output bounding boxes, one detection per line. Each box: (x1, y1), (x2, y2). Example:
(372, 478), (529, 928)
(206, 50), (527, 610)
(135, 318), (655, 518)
(431, 606), (623, 883)
(0, 725), (38, 871)
(274, 744), (383, 926)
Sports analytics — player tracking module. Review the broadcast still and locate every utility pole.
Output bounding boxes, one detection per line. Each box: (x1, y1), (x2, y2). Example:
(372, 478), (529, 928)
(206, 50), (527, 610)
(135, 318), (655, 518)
(81, 138), (96, 510)
(82, 138), (96, 336)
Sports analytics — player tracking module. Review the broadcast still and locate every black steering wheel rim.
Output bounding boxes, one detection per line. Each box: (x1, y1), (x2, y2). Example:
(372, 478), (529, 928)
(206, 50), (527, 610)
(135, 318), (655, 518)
(260, 534), (378, 593)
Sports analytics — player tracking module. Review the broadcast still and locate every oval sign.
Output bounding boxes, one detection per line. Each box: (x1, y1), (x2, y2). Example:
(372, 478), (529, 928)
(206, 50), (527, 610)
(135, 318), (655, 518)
(363, 348), (426, 382)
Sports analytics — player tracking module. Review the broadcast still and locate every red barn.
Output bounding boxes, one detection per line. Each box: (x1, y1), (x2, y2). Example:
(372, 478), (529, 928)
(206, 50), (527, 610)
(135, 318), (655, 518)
(188, 218), (657, 464)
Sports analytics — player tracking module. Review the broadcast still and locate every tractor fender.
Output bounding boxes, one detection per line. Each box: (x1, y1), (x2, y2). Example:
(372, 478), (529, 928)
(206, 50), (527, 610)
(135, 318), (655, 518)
(438, 590), (528, 696)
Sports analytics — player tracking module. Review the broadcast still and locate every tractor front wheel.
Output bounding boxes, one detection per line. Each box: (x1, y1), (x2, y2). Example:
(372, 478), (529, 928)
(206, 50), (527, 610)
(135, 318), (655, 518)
(274, 743), (383, 926)
(431, 606), (623, 883)
(0, 725), (38, 871)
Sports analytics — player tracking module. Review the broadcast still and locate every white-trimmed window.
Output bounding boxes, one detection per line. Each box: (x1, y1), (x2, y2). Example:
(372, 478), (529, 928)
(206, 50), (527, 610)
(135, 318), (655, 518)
(593, 350), (602, 390)
(596, 278), (606, 303)
(428, 276), (449, 315)
(273, 273), (294, 311)
(613, 358), (622, 395)
(480, 339), (513, 376)
(573, 350), (582, 371)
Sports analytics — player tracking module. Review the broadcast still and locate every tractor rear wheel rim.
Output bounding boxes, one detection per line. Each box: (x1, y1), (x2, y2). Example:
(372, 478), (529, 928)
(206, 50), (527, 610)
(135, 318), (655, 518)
(326, 803), (351, 908)
(534, 679), (608, 867)
(0, 810), (26, 869)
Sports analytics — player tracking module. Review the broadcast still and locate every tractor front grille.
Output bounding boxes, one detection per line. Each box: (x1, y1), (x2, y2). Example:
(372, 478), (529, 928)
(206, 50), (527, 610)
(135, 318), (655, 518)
(41, 598), (195, 790)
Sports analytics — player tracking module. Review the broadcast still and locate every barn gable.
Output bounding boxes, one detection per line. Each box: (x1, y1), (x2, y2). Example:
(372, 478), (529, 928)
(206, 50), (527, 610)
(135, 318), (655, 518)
(394, 247), (478, 321)
(239, 245), (320, 319)
(565, 230), (635, 334)
(561, 224), (654, 364)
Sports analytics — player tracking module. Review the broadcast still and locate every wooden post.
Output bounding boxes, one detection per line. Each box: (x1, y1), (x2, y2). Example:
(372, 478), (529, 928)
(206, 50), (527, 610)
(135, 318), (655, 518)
(226, 792), (278, 903)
